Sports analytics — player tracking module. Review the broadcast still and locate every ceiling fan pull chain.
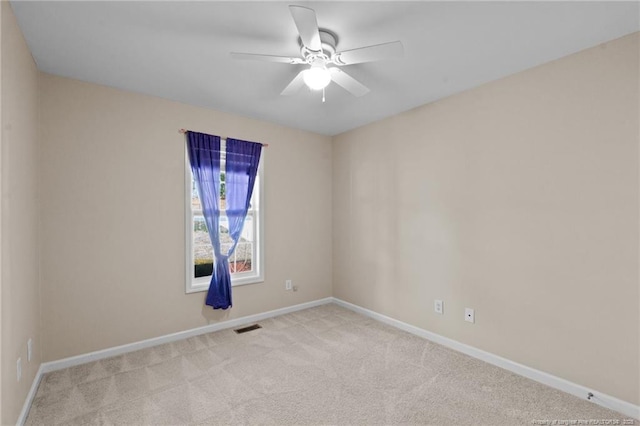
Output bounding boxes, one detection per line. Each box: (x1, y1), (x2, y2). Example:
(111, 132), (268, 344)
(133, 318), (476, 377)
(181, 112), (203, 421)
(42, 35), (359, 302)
(322, 87), (326, 103)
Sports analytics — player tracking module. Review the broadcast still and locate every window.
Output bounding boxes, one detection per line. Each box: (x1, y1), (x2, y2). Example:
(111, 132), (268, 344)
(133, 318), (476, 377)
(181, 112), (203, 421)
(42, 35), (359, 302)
(185, 141), (264, 293)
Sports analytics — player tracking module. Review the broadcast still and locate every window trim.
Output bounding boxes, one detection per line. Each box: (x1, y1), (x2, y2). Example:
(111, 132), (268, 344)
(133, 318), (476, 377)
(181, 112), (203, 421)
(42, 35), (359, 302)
(184, 143), (264, 294)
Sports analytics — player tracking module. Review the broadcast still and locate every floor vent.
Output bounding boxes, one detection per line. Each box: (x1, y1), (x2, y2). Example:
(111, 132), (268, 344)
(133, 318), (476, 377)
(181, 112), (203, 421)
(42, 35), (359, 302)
(234, 324), (262, 334)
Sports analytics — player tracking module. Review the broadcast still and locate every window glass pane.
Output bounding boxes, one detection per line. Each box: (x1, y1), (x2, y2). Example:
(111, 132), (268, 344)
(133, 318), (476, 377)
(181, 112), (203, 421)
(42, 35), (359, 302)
(220, 171), (226, 205)
(230, 215), (254, 273)
(193, 214), (255, 277)
(193, 214), (213, 278)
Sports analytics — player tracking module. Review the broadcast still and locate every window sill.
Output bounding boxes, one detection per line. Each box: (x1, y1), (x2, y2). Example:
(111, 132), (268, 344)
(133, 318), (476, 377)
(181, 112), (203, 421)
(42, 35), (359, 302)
(186, 276), (264, 294)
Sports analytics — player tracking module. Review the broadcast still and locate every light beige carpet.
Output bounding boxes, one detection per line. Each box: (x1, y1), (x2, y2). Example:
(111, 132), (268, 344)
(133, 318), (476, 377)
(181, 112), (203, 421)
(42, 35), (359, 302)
(26, 303), (629, 425)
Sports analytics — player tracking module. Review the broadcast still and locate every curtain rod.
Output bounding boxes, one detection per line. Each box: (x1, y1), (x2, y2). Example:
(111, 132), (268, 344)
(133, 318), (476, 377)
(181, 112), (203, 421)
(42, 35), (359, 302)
(179, 129), (269, 147)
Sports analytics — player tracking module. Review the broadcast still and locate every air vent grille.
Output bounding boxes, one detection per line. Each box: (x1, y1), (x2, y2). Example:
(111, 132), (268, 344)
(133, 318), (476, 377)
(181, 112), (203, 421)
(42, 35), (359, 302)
(234, 324), (262, 334)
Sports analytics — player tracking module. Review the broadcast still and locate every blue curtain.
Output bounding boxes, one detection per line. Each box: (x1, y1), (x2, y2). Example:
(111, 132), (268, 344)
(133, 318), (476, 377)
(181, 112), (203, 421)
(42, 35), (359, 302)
(187, 131), (262, 310)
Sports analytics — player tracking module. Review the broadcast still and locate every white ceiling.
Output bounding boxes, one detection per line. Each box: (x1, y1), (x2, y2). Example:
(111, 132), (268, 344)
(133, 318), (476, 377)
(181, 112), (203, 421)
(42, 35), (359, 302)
(10, 1), (640, 136)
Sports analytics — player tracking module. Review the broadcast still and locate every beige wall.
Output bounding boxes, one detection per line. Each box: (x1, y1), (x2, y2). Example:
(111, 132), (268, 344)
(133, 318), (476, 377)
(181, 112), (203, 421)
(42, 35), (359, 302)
(1, 2), (4, 421)
(1, 2), (41, 424)
(0, 2), (4, 421)
(39, 74), (333, 362)
(333, 33), (639, 405)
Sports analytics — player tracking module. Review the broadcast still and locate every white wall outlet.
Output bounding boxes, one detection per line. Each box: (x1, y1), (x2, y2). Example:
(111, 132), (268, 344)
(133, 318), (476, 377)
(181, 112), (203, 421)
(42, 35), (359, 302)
(28, 338), (33, 362)
(465, 308), (475, 323)
(17, 358), (22, 382)
(285, 280), (292, 291)
(434, 299), (444, 314)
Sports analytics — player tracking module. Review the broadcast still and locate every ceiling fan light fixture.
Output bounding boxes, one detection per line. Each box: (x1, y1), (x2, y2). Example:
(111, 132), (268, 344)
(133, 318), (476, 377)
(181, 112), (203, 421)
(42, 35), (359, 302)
(303, 65), (331, 90)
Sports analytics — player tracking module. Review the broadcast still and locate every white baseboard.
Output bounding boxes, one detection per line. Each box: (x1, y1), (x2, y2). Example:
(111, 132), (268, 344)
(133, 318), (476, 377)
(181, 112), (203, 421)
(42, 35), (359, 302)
(331, 297), (640, 420)
(16, 364), (46, 426)
(17, 297), (333, 425)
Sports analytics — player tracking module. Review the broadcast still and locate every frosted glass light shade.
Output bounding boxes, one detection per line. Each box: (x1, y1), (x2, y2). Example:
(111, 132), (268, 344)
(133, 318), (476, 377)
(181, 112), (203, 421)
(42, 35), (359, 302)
(303, 65), (331, 90)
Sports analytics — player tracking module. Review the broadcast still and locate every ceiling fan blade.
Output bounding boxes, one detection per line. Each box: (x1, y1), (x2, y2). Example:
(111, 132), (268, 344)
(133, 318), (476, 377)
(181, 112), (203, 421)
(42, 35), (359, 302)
(329, 68), (370, 97)
(281, 71), (307, 96)
(335, 41), (404, 65)
(230, 52), (304, 64)
(289, 5), (322, 52)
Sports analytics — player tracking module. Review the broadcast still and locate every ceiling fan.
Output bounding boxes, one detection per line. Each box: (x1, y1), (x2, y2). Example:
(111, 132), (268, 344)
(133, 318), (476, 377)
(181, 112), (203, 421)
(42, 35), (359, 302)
(230, 5), (404, 100)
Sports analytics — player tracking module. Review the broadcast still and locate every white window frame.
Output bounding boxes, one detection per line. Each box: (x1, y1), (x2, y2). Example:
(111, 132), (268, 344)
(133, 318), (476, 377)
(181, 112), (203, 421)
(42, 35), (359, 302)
(185, 142), (264, 294)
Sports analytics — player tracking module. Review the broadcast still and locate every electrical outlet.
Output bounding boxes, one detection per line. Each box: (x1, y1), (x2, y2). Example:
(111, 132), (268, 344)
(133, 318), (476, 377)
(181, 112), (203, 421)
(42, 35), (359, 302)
(17, 358), (22, 382)
(434, 299), (443, 315)
(28, 338), (33, 362)
(285, 280), (292, 291)
(465, 308), (475, 323)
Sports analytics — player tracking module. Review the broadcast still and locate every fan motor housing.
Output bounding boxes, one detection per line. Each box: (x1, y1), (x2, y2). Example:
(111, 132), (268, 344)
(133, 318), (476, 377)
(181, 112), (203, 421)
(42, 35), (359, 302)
(300, 30), (338, 60)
